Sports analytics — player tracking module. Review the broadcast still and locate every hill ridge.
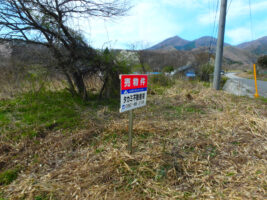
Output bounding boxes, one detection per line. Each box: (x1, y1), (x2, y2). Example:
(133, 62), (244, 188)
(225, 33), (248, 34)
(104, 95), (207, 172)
(149, 35), (267, 55)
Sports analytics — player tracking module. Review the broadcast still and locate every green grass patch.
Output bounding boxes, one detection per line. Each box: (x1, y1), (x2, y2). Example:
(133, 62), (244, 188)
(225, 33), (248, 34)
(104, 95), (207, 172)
(33, 192), (57, 200)
(202, 82), (211, 88)
(220, 76), (228, 88)
(0, 168), (20, 185)
(148, 74), (175, 95)
(138, 132), (151, 140)
(149, 85), (166, 95)
(258, 97), (267, 103)
(149, 74), (174, 87)
(226, 172), (235, 177)
(34, 194), (50, 200)
(163, 104), (205, 119)
(0, 90), (87, 140)
(175, 105), (204, 115)
(86, 93), (120, 111)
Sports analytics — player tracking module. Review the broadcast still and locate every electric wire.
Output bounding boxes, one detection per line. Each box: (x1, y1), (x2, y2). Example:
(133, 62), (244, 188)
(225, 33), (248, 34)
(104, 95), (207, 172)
(210, 0), (219, 48)
(227, 0), (233, 14)
(248, 0), (254, 41)
(208, 0), (220, 60)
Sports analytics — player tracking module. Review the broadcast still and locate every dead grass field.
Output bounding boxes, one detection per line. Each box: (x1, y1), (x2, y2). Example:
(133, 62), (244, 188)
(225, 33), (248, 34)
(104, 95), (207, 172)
(0, 79), (266, 200)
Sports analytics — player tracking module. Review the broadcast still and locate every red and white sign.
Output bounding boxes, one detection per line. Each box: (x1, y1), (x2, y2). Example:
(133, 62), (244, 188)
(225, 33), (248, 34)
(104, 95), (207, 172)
(121, 75), (148, 90)
(120, 75), (148, 113)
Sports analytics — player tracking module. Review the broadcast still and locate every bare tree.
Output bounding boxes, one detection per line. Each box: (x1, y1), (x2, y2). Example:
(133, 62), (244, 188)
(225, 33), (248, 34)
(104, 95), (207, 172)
(0, 0), (131, 100)
(128, 41), (152, 73)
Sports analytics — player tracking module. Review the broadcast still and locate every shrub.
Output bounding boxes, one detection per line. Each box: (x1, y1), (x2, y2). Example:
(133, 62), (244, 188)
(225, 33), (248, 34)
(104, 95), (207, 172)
(131, 64), (151, 73)
(162, 66), (174, 73)
(197, 64), (214, 82)
(257, 55), (267, 69)
(220, 76), (228, 88)
(98, 48), (132, 99)
(150, 74), (174, 87)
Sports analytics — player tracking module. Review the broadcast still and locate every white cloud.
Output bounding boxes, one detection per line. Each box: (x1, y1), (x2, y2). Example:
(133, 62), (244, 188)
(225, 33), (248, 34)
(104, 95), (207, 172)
(79, 0), (183, 49)
(199, 0), (267, 25)
(227, 0), (267, 19)
(198, 11), (218, 25)
(70, 0), (267, 48)
(162, 0), (209, 8)
(227, 27), (252, 44)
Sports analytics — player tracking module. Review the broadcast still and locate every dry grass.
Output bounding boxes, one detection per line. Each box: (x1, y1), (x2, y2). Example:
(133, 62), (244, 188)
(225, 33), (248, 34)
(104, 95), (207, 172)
(0, 66), (102, 100)
(0, 67), (66, 100)
(0, 80), (266, 200)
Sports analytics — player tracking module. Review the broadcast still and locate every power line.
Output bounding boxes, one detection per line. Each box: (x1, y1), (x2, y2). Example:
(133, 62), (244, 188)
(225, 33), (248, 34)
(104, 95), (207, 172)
(227, 0), (233, 14)
(248, 0), (254, 41)
(212, 0), (220, 46)
(209, 0), (232, 59)
(208, 0), (220, 58)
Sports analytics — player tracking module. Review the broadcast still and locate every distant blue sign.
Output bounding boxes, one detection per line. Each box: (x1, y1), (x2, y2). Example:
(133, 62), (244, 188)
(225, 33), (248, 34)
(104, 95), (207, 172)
(147, 72), (161, 75)
(186, 72), (196, 77)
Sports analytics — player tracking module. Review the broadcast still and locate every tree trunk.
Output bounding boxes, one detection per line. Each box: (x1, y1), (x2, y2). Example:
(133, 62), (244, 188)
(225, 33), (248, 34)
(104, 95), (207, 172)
(72, 71), (88, 101)
(141, 63), (146, 74)
(99, 75), (109, 100)
(139, 51), (147, 74)
(99, 71), (120, 100)
(63, 71), (76, 95)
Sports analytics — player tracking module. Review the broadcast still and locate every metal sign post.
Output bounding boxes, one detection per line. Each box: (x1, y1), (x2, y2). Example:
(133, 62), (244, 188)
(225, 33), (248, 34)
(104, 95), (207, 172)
(119, 74), (148, 154)
(128, 110), (133, 153)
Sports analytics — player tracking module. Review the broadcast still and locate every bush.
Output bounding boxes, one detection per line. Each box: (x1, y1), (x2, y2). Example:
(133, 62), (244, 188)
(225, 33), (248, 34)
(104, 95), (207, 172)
(257, 55), (267, 69)
(150, 74), (174, 87)
(162, 66), (174, 73)
(197, 64), (214, 82)
(220, 76), (228, 88)
(98, 48), (132, 99)
(131, 64), (151, 73)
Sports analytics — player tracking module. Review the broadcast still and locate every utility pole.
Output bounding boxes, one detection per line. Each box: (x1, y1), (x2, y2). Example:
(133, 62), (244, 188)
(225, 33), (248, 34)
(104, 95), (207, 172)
(213, 0), (227, 90)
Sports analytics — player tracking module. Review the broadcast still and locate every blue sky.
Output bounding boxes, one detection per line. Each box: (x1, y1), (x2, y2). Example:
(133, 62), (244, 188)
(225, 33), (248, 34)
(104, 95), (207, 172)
(80, 0), (267, 49)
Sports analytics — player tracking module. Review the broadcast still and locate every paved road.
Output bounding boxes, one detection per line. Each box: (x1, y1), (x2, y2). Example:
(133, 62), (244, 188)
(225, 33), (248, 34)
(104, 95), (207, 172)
(224, 73), (267, 98)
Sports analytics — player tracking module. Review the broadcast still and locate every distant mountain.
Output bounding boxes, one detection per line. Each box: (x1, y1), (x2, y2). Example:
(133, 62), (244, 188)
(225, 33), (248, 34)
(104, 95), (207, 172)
(223, 46), (257, 67)
(176, 36), (218, 50)
(149, 36), (189, 50)
(147, 35), (264, 70)
(150, 36), (231, 51)
(236, 36), (267, 55)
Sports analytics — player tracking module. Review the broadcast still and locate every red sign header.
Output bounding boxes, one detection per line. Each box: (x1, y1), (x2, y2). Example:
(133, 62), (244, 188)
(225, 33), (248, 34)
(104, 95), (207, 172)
(120, 75), (148, 90)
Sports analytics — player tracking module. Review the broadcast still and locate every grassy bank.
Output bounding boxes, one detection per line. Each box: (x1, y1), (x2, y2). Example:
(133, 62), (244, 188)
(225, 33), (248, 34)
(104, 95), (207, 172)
(0, 79), (266, 199)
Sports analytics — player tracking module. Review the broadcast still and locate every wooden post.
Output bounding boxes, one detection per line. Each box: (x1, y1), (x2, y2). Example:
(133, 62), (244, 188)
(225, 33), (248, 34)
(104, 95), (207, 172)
(253, 64), (259, 98)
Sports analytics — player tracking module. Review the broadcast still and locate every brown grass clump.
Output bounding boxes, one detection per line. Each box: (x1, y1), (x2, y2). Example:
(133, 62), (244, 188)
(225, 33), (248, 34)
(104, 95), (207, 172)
(0, 80), (266, 199)
(0, 66), (102, 100)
